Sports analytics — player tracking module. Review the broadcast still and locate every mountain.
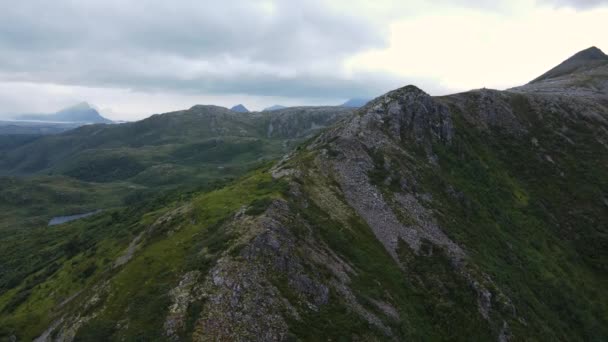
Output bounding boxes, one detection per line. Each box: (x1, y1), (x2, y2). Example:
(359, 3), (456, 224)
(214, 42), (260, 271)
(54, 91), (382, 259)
(512, 46), (608, 103)
(1, 48), (607, 341)
(263, 105), (287, 111)
(0, 105), (354, 185)
(341, 98), (370, 108)
(230, 104), (249, 113)
(16, 102), (113, 124)
(530, 46), (608, 83)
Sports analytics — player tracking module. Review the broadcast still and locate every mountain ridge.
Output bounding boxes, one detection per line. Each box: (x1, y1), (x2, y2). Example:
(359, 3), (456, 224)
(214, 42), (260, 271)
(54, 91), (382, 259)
(263, 105), (287, 112)
(0, 47), (607, 341)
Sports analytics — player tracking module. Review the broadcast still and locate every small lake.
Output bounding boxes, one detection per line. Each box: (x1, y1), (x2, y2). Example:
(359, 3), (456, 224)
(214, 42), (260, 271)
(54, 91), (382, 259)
(48, 210), (102, 226)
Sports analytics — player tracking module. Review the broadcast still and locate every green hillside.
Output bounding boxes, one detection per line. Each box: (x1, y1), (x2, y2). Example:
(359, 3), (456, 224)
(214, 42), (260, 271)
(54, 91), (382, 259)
(0, 105), (351, 187)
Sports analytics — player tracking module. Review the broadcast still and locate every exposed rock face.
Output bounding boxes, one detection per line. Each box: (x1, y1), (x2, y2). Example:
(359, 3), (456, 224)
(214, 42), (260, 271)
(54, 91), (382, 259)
(303, 85), (515, 332)
(309, 86), (460, 262)
(165, 271), (201, 340)
(340, 85), (454, 147)
(441, 89), (525, 133)
(192, 200), (398, 340)
(155, 200), (394, 341)
(194, 258), (292, 341)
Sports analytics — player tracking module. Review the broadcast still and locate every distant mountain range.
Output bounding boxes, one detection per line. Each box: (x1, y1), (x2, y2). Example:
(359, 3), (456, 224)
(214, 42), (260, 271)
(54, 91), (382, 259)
(229, 100), (371, 113)
(263, 105), (287, 112)
(340, 98), (370, 108)
(14, 102), (112, 124)
(0, 120), (81, 135)
(225, 100), (371, 113)
(230, 104), (249, 113)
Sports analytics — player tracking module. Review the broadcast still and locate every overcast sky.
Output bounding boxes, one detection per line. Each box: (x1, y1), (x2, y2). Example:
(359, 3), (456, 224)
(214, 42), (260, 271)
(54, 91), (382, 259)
(1, 0), (607, 120)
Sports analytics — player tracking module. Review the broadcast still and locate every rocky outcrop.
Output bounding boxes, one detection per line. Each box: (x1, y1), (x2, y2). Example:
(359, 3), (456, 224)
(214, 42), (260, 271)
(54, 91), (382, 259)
(158, 200), (395, 341)
(336, 85), (454, 148)
(165, 271), (202, 340)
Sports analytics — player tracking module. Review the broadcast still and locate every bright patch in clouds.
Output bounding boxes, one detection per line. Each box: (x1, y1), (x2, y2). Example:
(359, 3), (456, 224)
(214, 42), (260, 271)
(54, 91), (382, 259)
(347, 6), (608, 91)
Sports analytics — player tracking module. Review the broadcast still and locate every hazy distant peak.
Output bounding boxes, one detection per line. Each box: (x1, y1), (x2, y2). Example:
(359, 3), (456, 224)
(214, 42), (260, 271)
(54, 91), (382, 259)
(340, 98), (370, 108)
(69, 101), (93, 109)
(230, 104), (249, 113)
(56, 101), (93, 114)
(14, 102), (111, 124)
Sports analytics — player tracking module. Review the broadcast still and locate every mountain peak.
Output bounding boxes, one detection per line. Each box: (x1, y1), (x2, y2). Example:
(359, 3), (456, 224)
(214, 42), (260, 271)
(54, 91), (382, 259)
(57, 102), (93, 113)
(379, 85), (429, 100)
(570, 46), (607, 61)
(14, 102), (111, 123)
(341, 98), (370, 108)
(530, 46), (608, 83)
(230, 104), (249, 113)
(71, 101), (92, 109)
(351, 84), (452, 145)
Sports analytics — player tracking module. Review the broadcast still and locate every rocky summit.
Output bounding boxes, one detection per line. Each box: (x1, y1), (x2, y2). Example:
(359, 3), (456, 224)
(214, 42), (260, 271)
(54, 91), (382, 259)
(0, 47), (607, 341)
(530, 46), (608, 83)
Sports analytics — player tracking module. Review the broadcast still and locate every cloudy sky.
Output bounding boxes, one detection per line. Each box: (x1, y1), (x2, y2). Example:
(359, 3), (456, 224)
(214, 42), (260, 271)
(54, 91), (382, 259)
(1, 0), (607, 120)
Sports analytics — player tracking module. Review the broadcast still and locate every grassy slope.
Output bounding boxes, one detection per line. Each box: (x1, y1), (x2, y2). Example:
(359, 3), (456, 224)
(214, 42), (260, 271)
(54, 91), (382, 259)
(0, 166), (287, 340)
(0, 107), (350, 340)
(281, 151), (496, 341)
(423, 95), (608, 340)
(0, 106), (343, 186)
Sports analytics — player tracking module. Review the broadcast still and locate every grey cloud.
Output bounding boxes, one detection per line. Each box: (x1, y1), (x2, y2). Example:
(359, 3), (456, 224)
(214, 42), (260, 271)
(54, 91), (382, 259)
(537, 0), (608, 9)
(0, 0), (399, 99)
(1, 0), (554, 103)
(0, 49), (449, 100)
